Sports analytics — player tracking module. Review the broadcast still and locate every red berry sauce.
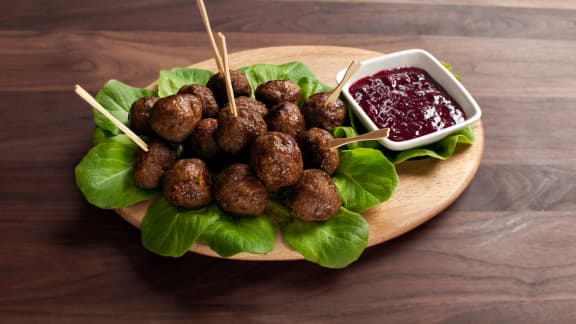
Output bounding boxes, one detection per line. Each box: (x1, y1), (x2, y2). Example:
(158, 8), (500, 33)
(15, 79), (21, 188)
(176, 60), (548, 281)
(349, 67), (466, 142)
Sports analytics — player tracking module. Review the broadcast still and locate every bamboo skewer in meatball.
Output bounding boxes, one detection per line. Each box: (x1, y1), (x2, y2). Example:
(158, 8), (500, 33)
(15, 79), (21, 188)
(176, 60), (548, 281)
(207, 70), (252, 107)
(300, 127), (340, 175)
(129, 96), (159, 136)
(133, 140), (176, 189)
(283, 169), (341, 221)
(178, 84), (219, 118)
(149, 94), (203, 143)
(301, 92), (347, 130)
(301, 60), (360, 130)
(163, 159), (212, 209)
(214, 164), (268, 216)
(250, 132), (304, 192)
(255, 80), (301, 108)
(216, 97), (268, 156)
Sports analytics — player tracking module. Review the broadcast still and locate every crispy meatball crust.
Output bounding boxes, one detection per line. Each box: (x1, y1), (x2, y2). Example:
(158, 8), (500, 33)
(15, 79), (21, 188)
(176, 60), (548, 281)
(177, 84), (219, 118)
(162, 159), (212, 209)
(216, 98), (268, 156)
(129, 96), (159, 136)
(250, 132), (304, 192)
(133, 140), (176, 189)
(283, 169), (341, 221)
(149, 94), (202, 143)
(185, 118), (222, 161)
(255, 80), (301, 108)
(206, 70), (252, 107)
(300, 127), (340, 175)
(214, 164), (268, 216)
(265, 101), (306, 141)
(301, 92), (346, 130)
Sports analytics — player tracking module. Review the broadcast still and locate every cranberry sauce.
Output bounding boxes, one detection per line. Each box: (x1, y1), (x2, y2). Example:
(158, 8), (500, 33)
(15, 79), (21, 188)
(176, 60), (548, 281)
(349, 67), (466, 142)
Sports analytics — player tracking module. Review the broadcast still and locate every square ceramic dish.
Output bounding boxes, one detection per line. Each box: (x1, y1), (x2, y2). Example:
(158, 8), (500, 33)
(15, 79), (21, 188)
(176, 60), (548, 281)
(336, 49), (482, 151)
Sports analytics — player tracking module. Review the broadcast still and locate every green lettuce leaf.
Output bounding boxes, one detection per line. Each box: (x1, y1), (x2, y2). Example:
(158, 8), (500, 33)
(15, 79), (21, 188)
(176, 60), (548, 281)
(91, 127), (108, 146)
(384, 126), (475, 164)
(201, 214), (276, 257)
(74, 135), (156, 209)
(157, 67), (214, 97)
(141, 198), (219, 257)
(279, 206), (368, 269)
(93, 80), (157, 135)
(238, 62), (332, 105)
(333, 148), (398, 212)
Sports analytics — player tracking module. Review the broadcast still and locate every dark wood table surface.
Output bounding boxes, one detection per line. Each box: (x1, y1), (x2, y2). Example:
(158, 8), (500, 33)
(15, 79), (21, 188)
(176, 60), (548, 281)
(2, 0), (576, 322)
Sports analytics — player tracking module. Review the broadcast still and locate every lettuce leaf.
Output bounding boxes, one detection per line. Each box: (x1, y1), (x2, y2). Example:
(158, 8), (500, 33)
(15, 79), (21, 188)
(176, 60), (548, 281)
(157, 67), (214, 97)
(278, 204), (368, 269)
(141, 198), (219, 257)
(384, 126), (475, 164)
(238, 62), (332, 105)
(201, 214), (276, 257)
(74, 135), (157, 209)
(333, 148), (398, 212)
(93, 80), (156, 135)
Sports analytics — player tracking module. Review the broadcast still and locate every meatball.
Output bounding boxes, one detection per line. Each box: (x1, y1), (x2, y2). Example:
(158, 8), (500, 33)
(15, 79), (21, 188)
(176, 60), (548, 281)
(163, 159), (212, 209)
(283, 169), (341, 221)
(177, 84), (219, 118)
(216, 97), (268, 156)
(255, 80), (301, 108)
(133, 140), (176, 189)
(301, 92), (346, 130)
(265, 102), (306, 141)
(235, 96), (268, 117)
(129, 96), (158, 136)
(185, 118), (222, 161)
(214, 164), (268, 216)
(300, 127), (340, 175)
(250, 132), (303, 191)
(206, 70), (252, 107)
(149, 94), (202, 143)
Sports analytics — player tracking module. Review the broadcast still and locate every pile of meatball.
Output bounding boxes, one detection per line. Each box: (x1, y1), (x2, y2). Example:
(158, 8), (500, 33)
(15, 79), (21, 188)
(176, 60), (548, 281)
(130, 70), (347, 221)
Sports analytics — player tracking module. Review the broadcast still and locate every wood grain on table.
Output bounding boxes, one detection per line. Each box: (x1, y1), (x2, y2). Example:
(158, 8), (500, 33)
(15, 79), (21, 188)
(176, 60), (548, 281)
(1, 0), (575, 323)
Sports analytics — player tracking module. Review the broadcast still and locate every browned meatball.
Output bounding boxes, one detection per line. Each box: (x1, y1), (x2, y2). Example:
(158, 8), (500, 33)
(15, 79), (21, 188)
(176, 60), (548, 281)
(265, 101), (306, 141)
(255, 80), (301, 108)
(300, 127), (340, 175)
(235, 96), (268, 117)
(177, 84), (219, 118)
(129, 96), (158, 136)
(301, 92), (346, 130)
(206, 70), (252, 107)
(149, 94), (202, 143)
(214, 164), (268, 216)
(250, 132), (303, 191)
(283, 169), (341, 221)
(133, 140), (176, 189)
(216, 97), (268, 156)
(185, 118), (222, 161)
(163, 159), (212, 209)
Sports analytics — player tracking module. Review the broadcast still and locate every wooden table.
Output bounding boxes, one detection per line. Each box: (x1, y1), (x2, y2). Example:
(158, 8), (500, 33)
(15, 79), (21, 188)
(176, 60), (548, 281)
(2, 0), (576, 322)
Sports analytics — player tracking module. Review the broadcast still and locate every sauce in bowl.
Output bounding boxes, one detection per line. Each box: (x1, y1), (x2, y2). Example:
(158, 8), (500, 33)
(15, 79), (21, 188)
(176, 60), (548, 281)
(349, 67), (466, 142)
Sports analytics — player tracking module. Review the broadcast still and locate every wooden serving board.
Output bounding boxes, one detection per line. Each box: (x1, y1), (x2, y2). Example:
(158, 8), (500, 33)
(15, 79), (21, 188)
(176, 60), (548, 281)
(117, 46), (484, 261)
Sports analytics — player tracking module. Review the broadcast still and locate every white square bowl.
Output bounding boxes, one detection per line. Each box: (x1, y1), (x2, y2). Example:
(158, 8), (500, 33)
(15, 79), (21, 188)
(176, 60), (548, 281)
(336, 49), (482, 151)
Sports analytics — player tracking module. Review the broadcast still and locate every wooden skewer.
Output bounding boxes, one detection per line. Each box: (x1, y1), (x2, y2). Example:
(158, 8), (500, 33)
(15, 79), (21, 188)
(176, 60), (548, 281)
(325, 59), (361, 108)
(196, 0), (224, 73)
(216, 32), (238, 118)
(74, 85), (149, 152)
(327, 128), (390, 149)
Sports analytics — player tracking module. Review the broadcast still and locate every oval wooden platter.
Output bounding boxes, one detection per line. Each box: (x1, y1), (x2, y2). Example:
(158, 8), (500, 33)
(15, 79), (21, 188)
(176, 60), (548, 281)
(117, 46), (484, 261)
